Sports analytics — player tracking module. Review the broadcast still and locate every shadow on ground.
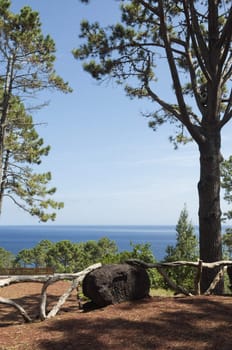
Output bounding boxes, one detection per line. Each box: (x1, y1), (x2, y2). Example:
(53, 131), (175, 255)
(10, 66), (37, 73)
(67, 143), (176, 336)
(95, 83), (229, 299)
(37, 296), (232, 350)
(0, 285), (78, 326)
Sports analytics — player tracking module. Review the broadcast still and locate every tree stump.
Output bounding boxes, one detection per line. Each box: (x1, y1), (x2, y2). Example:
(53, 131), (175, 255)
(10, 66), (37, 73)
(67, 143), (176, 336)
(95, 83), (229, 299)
(82, 263), (150, 308)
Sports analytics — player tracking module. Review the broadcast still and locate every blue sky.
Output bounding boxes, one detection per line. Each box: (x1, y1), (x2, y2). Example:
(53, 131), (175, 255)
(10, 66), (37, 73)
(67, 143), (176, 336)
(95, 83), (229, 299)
(1, 0), (232, 226)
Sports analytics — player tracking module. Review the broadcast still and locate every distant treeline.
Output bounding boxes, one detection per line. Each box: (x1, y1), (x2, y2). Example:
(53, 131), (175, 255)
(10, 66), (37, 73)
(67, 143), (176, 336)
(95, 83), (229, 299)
(0, 238), (165, 287)
(1, 207), (232, 291)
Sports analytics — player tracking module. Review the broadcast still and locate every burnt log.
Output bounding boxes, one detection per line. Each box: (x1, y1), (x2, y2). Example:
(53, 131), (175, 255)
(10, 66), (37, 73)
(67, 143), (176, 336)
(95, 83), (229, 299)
(82, 263), (150, 307)
(227, 265), (232, 290)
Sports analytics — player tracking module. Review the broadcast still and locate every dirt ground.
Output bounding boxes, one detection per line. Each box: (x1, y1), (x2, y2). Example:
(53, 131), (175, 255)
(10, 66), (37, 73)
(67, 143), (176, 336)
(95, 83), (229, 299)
(1, 281), (232, 350)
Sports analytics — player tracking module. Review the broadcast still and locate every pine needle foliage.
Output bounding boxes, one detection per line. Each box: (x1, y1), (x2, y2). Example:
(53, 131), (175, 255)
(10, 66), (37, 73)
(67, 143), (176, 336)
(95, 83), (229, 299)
(164, 205), (198, 291)
(0, 1), (72, 221)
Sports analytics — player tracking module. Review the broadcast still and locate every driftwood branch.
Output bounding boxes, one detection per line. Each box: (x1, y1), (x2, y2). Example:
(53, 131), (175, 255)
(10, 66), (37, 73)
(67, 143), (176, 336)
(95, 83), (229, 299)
(0, 275), (52, 288)
(204, 267), (225, 296)
(0, 296), (32, 323)
(157, 267), (193, 296)
(40, 263), (101, 320)
(0, 263), (102, 323)
(126, 259), (232, 295)
(1, 259), (232, 325)
(47, 279), (79, 319)
(0, 263), (102, 288)
(126, 259), (232, 269)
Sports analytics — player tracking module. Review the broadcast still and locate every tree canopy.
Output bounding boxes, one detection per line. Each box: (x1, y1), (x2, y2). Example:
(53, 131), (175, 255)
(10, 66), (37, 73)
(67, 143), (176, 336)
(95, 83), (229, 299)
(0, 0), (71, 221)
(75, 0), (232, 142)
(75, 0), (232, 293)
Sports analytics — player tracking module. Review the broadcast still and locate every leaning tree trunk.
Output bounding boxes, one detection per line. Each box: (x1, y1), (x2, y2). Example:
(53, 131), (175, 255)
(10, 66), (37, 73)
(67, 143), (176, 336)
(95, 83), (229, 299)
(198, 128), (223, 294)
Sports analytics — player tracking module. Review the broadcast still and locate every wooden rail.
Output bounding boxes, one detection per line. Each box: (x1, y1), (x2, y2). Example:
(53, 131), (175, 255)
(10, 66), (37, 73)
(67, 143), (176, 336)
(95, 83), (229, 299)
(126, 259), (232, 296)
(0, 267), (54, 276)
(1, 260), (231, 324)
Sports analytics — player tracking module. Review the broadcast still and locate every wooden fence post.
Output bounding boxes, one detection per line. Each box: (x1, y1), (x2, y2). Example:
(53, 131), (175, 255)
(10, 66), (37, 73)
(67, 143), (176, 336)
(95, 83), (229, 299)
(194, 260), (203, 295)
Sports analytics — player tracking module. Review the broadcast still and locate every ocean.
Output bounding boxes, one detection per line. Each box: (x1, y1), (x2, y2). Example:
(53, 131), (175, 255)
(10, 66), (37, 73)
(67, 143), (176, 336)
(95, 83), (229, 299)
(0, 225), (179, 261)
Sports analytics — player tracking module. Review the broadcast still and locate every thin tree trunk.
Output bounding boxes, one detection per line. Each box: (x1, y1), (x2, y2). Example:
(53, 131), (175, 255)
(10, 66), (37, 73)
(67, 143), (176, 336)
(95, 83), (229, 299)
(0, 55), (14, 214)
(198, 128), (223, 293)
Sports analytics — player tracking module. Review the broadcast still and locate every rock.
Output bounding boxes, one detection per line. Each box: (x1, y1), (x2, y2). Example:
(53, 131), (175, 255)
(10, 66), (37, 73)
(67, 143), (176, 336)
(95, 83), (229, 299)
(82, 263), (150, 307)
(227, 265), (232, 290)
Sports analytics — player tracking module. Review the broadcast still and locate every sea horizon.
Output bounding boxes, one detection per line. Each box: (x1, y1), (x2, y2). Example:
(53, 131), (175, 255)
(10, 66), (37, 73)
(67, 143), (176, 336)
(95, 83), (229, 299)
(0, 224), (177, 227)
(0, 224), (180, 261)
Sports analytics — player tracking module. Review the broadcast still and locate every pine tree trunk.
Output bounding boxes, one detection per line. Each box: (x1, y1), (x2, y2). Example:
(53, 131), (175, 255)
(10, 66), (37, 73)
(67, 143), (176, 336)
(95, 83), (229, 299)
(198, 128), (223, 294)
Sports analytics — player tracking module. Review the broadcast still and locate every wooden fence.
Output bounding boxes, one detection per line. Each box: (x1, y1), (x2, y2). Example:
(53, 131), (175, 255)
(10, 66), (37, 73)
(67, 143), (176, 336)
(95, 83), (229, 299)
(0, 263), (101, 322)
(1, 260), (232, 324)
(0, 267), (54, 276)
(126, 259), (232, 296)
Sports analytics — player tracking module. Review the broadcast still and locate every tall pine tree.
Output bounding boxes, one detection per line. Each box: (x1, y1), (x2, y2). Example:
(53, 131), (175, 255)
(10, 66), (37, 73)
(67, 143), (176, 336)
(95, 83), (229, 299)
(75, 0), (232, 293)
(0, 1), (71, 221)
(164, 205), (198, 291)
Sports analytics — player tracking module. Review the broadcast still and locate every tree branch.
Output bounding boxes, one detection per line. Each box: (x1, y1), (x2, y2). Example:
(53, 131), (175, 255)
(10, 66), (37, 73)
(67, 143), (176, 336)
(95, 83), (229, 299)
(219, 87), (232, 128)
(188, 1), (210, 78)
(183, 0), (211, 81)
(158, 0), (189, 119)
(138, 0), (159, 15)
(217, 6), (232, 51)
